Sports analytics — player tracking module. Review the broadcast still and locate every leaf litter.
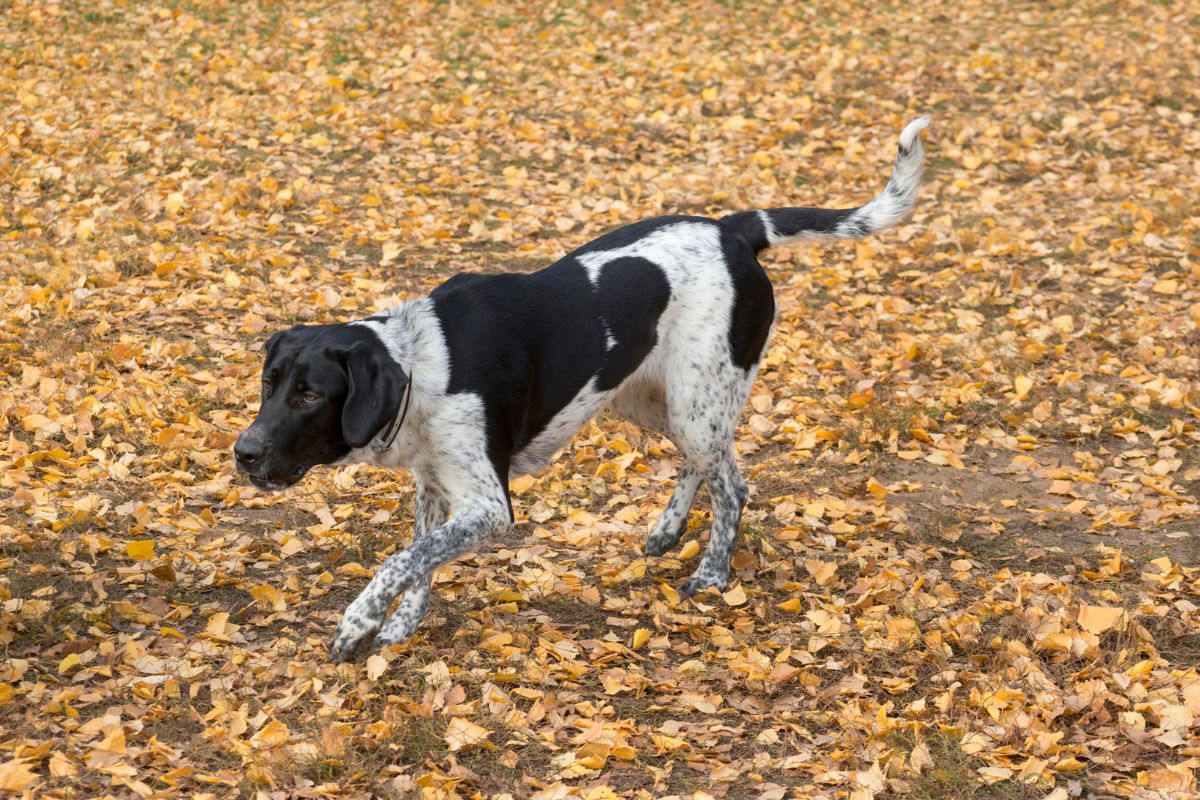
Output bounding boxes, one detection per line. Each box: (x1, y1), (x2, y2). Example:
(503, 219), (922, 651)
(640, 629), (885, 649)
(1, 1), (1199, 798)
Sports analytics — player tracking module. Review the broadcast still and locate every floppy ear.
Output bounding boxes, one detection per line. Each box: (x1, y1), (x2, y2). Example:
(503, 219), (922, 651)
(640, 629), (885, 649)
(327, 341), (409, 449)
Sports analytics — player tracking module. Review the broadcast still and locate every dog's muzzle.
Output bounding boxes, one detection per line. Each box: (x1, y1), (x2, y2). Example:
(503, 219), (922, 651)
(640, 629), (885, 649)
(234, 433), (308, 491)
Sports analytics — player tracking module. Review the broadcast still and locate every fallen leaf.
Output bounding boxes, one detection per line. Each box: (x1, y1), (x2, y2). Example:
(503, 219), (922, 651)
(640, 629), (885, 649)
(444, 718), (491, 752)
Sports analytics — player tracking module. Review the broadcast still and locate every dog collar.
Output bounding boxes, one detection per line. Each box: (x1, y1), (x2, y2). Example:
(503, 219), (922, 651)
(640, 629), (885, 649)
(376, 372), (413, 449)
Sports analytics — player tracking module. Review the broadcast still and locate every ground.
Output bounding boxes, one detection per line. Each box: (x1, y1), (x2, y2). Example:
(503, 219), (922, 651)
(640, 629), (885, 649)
(1, 1), (1199, 799)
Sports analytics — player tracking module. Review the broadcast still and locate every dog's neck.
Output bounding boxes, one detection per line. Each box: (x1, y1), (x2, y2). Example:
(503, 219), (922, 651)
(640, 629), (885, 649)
(349, 307), (416, 368)
(345, 300), (448, 469)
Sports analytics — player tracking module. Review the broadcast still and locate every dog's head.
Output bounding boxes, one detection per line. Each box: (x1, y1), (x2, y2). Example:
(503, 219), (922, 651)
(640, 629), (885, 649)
(234, 323), (409, 491)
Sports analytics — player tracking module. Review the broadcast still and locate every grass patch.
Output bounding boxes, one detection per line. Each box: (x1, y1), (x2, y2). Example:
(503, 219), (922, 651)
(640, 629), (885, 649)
(886, 731), (1043, 799)
(528, 594), (609, 634)
(1142, 615), (1200, 666)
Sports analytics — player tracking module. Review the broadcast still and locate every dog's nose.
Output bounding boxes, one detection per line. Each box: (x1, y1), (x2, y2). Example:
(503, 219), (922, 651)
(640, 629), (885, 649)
(234, 437), (264, 467)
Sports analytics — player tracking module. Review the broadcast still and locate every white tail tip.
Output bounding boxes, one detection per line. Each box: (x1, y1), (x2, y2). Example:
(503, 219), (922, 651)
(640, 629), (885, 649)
(899, 117), (930, 150)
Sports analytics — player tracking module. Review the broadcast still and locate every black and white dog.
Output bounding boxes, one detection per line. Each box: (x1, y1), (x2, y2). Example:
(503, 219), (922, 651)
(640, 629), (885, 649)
(234, 119), (928, 661)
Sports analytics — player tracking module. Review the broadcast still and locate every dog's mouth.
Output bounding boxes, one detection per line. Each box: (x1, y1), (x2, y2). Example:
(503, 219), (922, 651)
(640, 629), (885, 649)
(245, 464), (310, 492)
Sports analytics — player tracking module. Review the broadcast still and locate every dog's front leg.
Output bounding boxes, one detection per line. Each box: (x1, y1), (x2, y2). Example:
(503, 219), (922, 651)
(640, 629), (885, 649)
(375, 476), (449, 645)
(329, 496), (511, 662)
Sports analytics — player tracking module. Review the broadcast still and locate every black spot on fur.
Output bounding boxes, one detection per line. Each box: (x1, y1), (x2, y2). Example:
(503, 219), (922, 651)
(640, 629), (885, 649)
(722, 233), (775, 371)
(594, 257), (670, 390)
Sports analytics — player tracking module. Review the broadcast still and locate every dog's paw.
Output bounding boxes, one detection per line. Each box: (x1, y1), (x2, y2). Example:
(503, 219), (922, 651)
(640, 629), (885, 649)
(679, 571), (727, 599)
(329, 611), (383, 662)
(644, 531), (681, 557)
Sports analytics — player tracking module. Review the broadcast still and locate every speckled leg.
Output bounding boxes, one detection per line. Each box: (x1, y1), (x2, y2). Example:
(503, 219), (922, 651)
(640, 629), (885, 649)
(665, 358), (757, 598)
(644, 464), (702, 556)
(330, 497), (510, 662)
(608, 381), (701, 556)
(376, 476), (449, 646)
(680, 453), (748, 597)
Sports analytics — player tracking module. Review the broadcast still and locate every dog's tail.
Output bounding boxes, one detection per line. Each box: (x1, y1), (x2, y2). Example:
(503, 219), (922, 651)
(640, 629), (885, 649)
(719, 117), (929, 252)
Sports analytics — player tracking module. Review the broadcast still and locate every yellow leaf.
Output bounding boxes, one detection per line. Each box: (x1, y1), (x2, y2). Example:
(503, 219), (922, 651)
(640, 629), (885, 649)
(659, 583), (680, 605)
(677, 540), (700, 560)
(805, 559), (837, 586)
(93, 726), (126, 756)
(577, 754), (607, 769)
(631, 628), (651, 651)
(444, 717), (491, 752)
(249, 584), (286, 611)
(509, 474), (536, 495)
(366, 655), (388, 681)
(778, 597), (802, 612)
(1013, 374), (1032, 402)
(251, 720), (290, 749)
(59, 653), (83, 675)
(613, 505), (640, 523)
(165, 191), (184, 215)
(722, 585), (747, 606)
(1077, 604), (1123, 634)
(866, 477), (887, 499)
(126, 540), (155, 561)
(381, 241), (402, 265)
(48, 752), (76, 778)
(652, 734), (689, 753)
(0, 758), (38, 793)
(204, 612), (239, 640)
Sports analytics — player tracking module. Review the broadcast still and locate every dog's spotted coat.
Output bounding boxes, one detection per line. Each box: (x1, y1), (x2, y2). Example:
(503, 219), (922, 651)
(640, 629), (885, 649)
(233, 119), (929, 661)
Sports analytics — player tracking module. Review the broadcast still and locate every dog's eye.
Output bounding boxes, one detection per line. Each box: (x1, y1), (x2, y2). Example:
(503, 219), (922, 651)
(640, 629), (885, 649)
(303, 391), (321, 403)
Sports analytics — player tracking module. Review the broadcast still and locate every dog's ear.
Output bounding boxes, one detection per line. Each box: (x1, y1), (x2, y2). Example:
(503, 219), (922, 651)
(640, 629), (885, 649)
(326, 341), (409, 449)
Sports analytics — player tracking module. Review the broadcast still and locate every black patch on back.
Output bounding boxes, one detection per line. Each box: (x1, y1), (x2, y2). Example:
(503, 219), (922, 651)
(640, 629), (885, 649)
(721, 232), (775, 371)
(431, 242), (675, 471)
(594, 257), (670, 389)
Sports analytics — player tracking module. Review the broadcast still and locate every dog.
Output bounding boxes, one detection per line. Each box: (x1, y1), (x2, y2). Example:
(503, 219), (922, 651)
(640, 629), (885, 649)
(234, 118), (929, 661)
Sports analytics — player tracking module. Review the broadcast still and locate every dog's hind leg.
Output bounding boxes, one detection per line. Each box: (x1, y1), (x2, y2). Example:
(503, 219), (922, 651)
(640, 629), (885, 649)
(644, 464), (702, 556)
(679, 450), (748, 597)
(667, 365), (756, 597)
(607, 379), (702, 556)
(377, 475), (448, 645)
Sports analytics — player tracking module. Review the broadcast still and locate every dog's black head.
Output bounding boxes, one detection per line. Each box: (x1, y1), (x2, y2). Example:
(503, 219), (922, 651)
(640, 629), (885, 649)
(234, 323), (409, 491)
